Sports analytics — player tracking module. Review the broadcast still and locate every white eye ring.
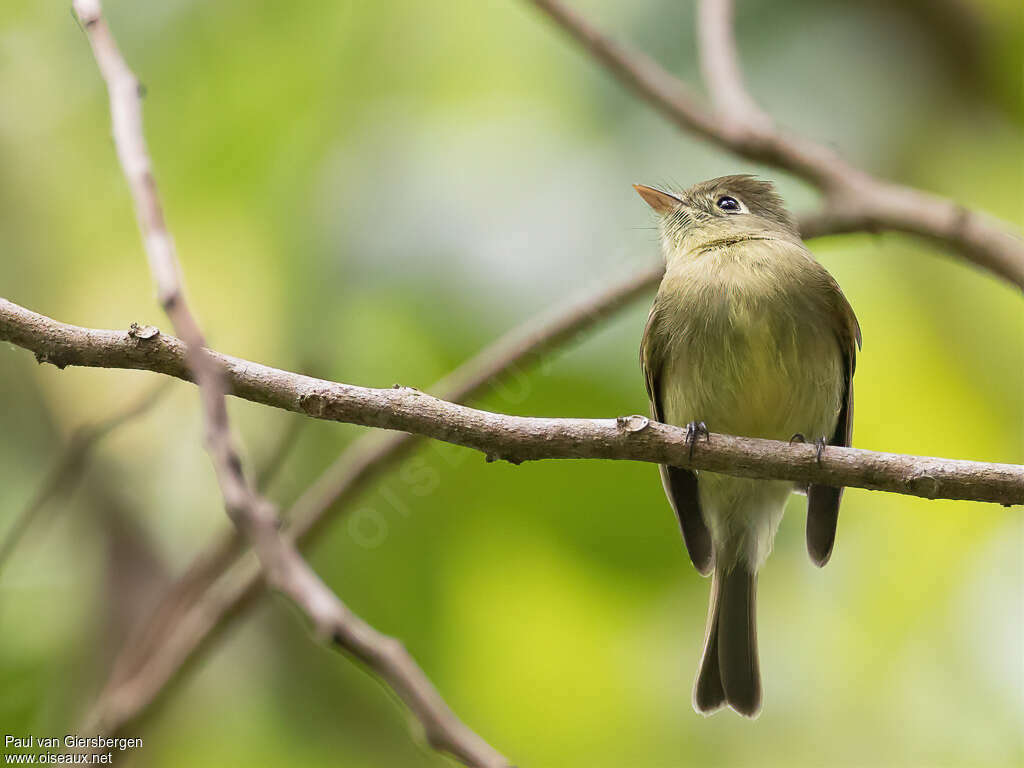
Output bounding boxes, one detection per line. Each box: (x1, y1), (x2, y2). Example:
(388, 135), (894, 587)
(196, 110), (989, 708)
(715, 195), (747, 214)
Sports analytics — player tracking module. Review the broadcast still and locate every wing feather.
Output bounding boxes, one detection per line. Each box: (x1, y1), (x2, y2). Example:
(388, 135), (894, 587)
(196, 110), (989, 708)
(641, 302), (714, 575)
(807, 288), (860, 567)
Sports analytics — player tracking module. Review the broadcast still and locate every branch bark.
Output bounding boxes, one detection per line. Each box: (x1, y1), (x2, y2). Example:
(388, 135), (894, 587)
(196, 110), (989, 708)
(527, 0), (1024, 289)
(3, 298), (1020, 505)
(68, 3), (510, 765)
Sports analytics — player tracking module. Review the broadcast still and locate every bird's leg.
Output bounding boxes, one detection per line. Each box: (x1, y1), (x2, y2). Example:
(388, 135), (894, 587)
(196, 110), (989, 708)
(789, 432), (806, 444)
(684, 421), (710, 460)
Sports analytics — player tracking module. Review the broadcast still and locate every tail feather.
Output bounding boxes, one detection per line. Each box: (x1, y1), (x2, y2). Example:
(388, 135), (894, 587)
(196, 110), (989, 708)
(694, 563), (761, 718)
(693, 592), (725, 713)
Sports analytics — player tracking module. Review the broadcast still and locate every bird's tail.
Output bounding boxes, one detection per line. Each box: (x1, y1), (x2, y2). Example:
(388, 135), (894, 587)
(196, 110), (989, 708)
(693, 560), (761, 718)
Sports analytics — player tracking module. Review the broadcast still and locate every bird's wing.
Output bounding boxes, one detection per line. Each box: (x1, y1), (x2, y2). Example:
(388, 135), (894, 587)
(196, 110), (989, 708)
(807, 282), (860, 567)
(641, 300), (713, 575)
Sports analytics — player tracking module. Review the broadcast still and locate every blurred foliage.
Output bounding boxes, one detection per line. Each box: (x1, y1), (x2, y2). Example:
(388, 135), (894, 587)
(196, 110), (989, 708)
(1, 1), (1021, 766)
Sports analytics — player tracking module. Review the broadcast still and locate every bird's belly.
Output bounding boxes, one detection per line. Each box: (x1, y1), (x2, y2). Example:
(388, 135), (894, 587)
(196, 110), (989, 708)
(660, 307), (843, 444)
(660, 309), (843, 568)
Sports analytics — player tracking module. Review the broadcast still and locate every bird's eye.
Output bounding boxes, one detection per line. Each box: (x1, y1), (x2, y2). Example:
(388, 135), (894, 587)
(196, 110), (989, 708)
(716, 196), (741, 212)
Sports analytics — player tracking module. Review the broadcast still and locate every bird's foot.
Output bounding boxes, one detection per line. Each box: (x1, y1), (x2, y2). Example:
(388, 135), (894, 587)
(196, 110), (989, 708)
(684, 421), (710, 460)
(814, 436), (827, 465)
(792, 433), (827, 464)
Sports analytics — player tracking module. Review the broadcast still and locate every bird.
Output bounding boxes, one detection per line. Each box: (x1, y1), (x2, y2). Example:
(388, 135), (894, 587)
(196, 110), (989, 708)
(635, 175), (860, 718)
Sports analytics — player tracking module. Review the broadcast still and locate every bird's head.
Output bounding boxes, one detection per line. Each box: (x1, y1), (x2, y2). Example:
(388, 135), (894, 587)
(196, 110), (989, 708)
(634, 175), (799, 258)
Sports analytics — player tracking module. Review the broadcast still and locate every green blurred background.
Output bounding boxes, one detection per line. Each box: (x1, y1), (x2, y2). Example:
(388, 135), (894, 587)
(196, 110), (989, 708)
(1, 0), (1022, 766)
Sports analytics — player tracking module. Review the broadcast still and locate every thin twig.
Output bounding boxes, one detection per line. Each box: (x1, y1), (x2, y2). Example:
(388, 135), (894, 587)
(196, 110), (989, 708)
(527, 0), (1024, 288)
(696, 0), (766, 129)
(2, 297), (1020, 505)
(256, 416), (307, 493)
(68, 3), (510, 765)
(0, 381), (170, 575)
(99, 505), (248, 697)
(103, 259), (664, 692)
(103, 413), (305, 692)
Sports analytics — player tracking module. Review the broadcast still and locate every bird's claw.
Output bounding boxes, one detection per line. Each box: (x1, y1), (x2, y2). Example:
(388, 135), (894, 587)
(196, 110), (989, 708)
(791, 433), (826, 464)
(684, 421), (710, 460)
(814, 436), (827, 465)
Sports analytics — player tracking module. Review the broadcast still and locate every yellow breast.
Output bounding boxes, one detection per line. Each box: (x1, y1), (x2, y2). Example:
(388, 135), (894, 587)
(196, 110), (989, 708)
(658, 240), (844, 442)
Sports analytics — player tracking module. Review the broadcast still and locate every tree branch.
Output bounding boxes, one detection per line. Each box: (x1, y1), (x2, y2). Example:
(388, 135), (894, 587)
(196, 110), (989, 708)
(256, 416), (307, 492)
(3, 298), (1020, 505)
(84, 262), (666, 740)
(527, 0), (1024, 289)
(68, 3), (509, 765)
(0, 381), (169, 576)
(97, 415), (304, 710)
(35, 0), (1021, 754)
(66, 156), (1013, 741)
(697, 0), (766, 129)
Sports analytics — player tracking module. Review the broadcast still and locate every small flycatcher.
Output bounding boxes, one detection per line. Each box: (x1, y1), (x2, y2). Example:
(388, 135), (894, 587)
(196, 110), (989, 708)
(635, 176), (860, 718)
